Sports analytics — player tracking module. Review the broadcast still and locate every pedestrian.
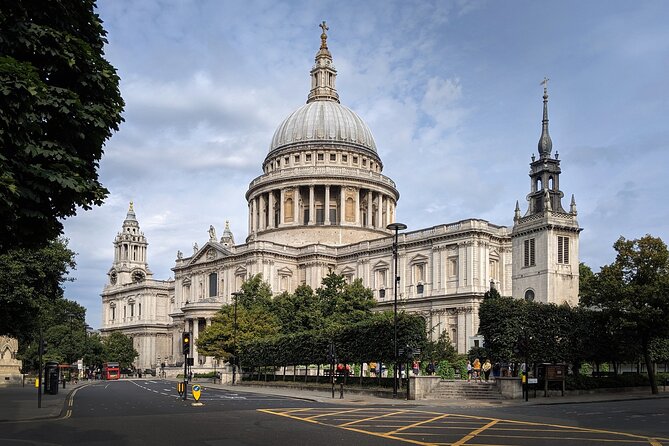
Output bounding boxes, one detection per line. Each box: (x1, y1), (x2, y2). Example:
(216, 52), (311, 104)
(466, 360), (472, 382)
(482, 359), (492, 381)
(493, 361), (501, 378)
(412, 361), (419, 376)
(426, 361), (435, 376)
(473, 358), (481, 382)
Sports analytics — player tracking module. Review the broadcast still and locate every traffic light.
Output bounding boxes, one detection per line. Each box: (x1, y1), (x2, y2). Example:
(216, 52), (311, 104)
(182, 332), (191, 355)
(40, 340), (47, 355)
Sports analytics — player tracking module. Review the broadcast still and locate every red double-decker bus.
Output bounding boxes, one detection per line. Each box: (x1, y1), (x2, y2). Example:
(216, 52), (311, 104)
(102, 362), (120, 380)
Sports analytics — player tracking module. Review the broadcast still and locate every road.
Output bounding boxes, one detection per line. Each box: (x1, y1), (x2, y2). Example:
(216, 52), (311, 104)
(1, 379), (667, 445)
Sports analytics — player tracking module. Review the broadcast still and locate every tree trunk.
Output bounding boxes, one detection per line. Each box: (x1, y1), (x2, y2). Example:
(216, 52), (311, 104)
(641, 337), (658, 395)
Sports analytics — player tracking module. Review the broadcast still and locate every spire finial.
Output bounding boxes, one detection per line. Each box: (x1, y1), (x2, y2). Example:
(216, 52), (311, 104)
(514, 200), (521, 222)
(538, 77), (553, 158)
(129, 201), (134, 212)
(307, 21), (340, 104)
(319, 21), (329, 50)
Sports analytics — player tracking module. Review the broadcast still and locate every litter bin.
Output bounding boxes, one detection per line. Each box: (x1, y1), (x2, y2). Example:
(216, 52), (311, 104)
(44, 361), (59, 395)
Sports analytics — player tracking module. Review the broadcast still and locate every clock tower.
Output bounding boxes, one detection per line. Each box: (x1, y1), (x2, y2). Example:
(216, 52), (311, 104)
(107, 202), (153, 287)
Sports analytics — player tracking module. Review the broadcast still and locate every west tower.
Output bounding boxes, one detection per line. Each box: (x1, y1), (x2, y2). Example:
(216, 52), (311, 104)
(511, 81), (581, 305)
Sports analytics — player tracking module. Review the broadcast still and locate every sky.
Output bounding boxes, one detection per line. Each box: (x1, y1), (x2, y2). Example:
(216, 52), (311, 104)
(62, 0), (669, 329)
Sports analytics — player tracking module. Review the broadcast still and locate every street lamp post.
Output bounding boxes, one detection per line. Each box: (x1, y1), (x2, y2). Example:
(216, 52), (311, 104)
(387, 222), (407, 399)
(231, 291), (241, 385)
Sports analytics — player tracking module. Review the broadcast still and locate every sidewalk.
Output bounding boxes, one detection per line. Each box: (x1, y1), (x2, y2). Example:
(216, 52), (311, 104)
(199, 380), (669, 408)
(0, 381), (85, 423)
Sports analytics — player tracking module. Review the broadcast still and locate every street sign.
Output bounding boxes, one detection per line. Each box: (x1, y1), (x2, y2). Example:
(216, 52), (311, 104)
(528, 378), (538, 384)
(192, 384), (201, 402)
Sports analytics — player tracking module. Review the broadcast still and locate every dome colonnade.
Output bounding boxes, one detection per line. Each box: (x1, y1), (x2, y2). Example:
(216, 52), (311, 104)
(245, 21), (399, 247)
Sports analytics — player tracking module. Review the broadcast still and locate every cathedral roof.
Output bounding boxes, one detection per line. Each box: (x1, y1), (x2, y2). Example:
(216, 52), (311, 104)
(268, 22), (377, 155)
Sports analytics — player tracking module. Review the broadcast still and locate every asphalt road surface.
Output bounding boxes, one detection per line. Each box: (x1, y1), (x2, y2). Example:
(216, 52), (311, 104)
(1, 380), (667, 445)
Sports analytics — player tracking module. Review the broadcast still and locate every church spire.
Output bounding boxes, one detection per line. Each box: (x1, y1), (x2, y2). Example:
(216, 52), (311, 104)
(538, 77), (553, 159)
(307, 21), (340, 104)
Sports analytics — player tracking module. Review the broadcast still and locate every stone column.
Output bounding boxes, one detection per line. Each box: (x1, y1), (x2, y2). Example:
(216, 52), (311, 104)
(279, 189), (285, 226)
(355, 188), (360, 225)
(308, 185), (315, 225)
(248, 203), (252, 235)
(192, 317), (200, 365)
(268, 191), (275, 229)
(386, 196), (391, 227)
(258, 194), (265, 231)
(377, 194), (383, 229)
(340, 186), (345, 225)
(324, 185), (331, 225)
(367, 191), (373, 228)
(293, 187), (299, 224)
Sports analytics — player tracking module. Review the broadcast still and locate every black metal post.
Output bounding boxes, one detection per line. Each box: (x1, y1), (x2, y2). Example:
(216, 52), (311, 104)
(37, 327), (43, 409)
(183, 351), (188, 400)
(387, 222), (407, 399)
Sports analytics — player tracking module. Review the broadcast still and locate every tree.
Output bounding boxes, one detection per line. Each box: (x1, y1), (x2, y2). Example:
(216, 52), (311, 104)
(317, 273), (376, 327)
(272, 284), (322, 334)
(581, 235), (669, 394)
(102, 332), (138, 369)
(0, 0), (124, 250)
(0, 238), (76, 343)
(236, 274), (273, 309)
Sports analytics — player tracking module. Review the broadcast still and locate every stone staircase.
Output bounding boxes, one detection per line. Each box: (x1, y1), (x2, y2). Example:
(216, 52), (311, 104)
(426, 380), (503, 400)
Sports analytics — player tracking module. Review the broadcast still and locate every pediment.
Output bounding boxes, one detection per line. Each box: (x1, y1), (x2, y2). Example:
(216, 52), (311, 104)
(339, 266), (356, 275)
(186, 242), (231, 267)
(409, 253), (429, 265)
(277, 266), (293, 276)
(372, 260), (390, 270)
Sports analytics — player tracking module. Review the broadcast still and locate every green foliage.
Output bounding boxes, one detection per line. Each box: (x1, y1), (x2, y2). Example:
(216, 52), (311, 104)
(317, 274), (376, 327)
(437, 360), (456, 379)
(422, 331), (458, 364)
(240, 312), (427, 368)
(565, 373), (650, 391)
(0, 0), (124, 250)
(102, 332), (138, 369)
(467, 346), (488, 362)
(0, 238), (76, 343)
(272, 284), (321, 334)
(236, 274), (273, 309)
(581, 235), (669, 394)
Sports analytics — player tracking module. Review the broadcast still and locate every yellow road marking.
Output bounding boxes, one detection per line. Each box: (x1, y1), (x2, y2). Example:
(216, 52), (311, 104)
(386, 413), (451, 436)
(338, 409), (408, 427)
(259, 408), (667, 446)
(451, 419), (498, 446)
(303, 407), (367, 421)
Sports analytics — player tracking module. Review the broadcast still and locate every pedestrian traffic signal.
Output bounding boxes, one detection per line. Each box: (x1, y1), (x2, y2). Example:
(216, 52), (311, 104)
(182, 332), (191, 355)
(40, 340), (48, 355)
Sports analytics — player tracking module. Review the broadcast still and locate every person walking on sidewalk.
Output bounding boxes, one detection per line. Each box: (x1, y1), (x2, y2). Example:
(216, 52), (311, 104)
(466, 360), (472, 382)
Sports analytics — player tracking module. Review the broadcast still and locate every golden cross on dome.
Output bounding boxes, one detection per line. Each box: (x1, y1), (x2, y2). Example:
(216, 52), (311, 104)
(319, 21), (329, 48)
(129, 201), (134, 212)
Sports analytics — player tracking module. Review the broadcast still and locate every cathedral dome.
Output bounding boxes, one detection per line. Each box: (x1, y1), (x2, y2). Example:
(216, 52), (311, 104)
(269, 101), (377, 154)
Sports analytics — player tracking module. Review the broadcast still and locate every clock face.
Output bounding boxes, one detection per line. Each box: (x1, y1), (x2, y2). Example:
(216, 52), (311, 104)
(110, 271), (118, 285)
(132, 270), (145, 283)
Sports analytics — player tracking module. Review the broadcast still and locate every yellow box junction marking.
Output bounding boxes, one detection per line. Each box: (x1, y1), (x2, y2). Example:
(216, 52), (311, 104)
(259, 407), (667, 446)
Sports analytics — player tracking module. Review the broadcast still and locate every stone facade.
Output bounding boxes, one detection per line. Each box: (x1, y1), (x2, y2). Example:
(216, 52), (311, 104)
(0, 336), (22, 385)
(101, 28), (580, 371)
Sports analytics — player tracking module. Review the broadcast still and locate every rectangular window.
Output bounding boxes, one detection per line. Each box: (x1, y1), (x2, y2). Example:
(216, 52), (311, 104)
(353, 156), (358, 164)
(130, 304), (134, 317)
(362, 159), (367, 166)
(294, 155), (300, 163)
(306, 153), (312, 162)
(330, 153), (336, 161)
(208, 273), (218, 297)
(342, 154), (348, 162)
(557, 236), (570, 264)
(284, 156), (289, 166)
(524, 238), (536, 267)
(111, 307), (115, 320)
(448, 258), (458, 278)
(317, 153), (324, 161)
